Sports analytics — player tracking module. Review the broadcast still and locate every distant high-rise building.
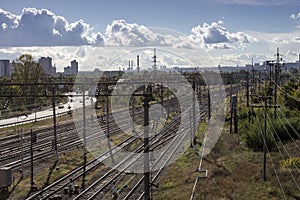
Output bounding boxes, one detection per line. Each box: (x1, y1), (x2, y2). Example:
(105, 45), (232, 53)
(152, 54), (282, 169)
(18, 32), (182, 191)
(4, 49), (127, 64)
(71, 60), (78, 74)
(63, 60), (79, 76)
(0, 60), (11, 77)
(39, 57), (56, 76)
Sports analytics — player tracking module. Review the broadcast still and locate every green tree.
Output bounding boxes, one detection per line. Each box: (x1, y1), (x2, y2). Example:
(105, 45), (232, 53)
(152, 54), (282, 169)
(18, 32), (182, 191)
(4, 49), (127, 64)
(279, 80), (300, 111)
(11, 54), (46, 111)
(12, 54), (45, 83)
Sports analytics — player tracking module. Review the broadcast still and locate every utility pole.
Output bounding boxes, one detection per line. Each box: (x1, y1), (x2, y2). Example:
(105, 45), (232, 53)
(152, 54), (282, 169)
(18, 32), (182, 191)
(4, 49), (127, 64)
(30, 129), (34, 190)
(230, 69), (233, 97)
(144, 85), (151, 200)
(198, 84), (201, 104)
(161, 84), (164, 118)
(268, 62), (273, 106)
(52, 87), (58, 159)
(251, 58), (256, 94)
(263, 99), (267, 181)
(229, 69), (234, 133)
(246, 70), (249, 107)
(274, 47), (283, 119)
(251, 96), (279, 181)
(34, 98), (37, 122)
(132, 92), (136, 133)
(82, 89), (87, 190)
(298, 54), (300, 75)
(189, 108), (193, 147)
(197, 77), (201, 104)
(106, 84), (114, 164)
(274, 58), (278, 119)
(192, 80), (196, 151)
(20, 128), (24, 178)
(232, 95), (238, 134)
(17, 114), (28, 178)
(208, 84), (211, 121)
(258, 72), (261, 91)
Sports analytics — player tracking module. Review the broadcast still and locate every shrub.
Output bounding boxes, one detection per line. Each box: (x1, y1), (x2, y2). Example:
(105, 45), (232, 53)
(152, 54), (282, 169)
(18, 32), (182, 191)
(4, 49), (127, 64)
(239, 107), (300, 151)
(280, 157), (300, 169)
(239, 117), (275, 151)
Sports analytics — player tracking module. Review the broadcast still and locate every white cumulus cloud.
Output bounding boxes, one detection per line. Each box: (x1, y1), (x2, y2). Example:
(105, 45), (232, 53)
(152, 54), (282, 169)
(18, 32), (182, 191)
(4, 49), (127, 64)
(0, 8), (257, 51)
(190, 21), (256, 49)
(105, 19), (168, 46)
(0, 8), (104, 46)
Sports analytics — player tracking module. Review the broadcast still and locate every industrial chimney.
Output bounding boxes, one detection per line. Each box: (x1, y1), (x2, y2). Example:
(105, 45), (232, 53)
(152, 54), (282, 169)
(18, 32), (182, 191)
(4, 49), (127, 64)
(137, 55), (140, 73)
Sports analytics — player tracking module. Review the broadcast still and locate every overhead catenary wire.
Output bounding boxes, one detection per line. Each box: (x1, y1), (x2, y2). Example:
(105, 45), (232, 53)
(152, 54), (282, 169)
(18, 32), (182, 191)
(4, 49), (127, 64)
(244, 64), (299, 198)
(277, 109), (300, 138)
(256, 71), (300, 149)
(264, 71), (300, 104)
(262, 71), (300, 149)
(264, 111), (300, 191)
(276, 109), (300, 152)
(266, 110), (300, 169)
(254, 114), (287, 199)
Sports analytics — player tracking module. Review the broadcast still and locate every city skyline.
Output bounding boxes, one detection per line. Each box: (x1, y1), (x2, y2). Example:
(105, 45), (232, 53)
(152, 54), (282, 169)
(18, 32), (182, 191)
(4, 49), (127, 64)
(0, 1), (300, 71)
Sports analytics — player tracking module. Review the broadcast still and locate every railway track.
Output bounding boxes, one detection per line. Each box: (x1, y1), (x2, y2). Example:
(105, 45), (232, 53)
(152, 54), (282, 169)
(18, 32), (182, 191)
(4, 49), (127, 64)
(25, 131), (141, 200)
(71, 105), (206, 200)
(23, 96), (184, 199)
(120, 110), (207, 200)
(0, 97), (182, 169)
(0, 82), (213, 200)
(24, 96), (185, 199)
(1, 114), (139, 169)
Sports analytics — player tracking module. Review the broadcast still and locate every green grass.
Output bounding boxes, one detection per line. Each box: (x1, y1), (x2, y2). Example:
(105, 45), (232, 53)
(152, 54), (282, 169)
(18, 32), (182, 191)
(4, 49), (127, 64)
(152, 121), (207, 200)
(152, 120), (298, 200)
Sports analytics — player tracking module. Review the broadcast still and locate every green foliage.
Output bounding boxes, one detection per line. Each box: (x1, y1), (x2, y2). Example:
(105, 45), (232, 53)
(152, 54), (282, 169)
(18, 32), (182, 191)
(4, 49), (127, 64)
(280, 157), (300, 169)
(239, 115), (276, 151)
(278, 80), (300, 111)
(237, 107), (250, 120)
(239, 77), (300, 151)
(271, 116), (300, 141)
(251, 83), (271, 104)
(239, 107), (300, 151)
(12, 54), (46, 83)
(7, 54), (48, 112)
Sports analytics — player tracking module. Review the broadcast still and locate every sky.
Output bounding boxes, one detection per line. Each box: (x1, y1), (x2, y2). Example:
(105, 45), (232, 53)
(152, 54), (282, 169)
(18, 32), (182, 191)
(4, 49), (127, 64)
(0, 0), (300, 71)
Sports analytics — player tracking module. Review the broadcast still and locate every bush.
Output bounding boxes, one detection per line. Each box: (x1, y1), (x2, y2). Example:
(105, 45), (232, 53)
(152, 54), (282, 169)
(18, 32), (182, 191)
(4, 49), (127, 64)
(239, 108), (300, 151)
(237, 107), (249, 120)
(239, 117), (275, 151)
(280, 157), (300, 169)
(272, 117), (300, 141)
